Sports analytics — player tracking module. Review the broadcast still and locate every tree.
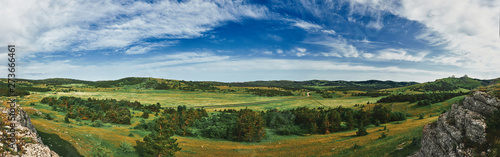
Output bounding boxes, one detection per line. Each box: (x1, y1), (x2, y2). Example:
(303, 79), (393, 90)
(139, 113), (181, 157)
(356, 123), (368, 136)
(372, 104), (391, 123)
(92, 120), (104, 127)
(345, 110), (355, 130)
(234, 108), (266, 142)
(142, 112), (150, 119)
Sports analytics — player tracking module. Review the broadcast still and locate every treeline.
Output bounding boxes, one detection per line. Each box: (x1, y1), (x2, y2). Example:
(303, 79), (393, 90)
(216, 80), (418, 91)
(377, 92), (467, 105)
(352, 91), (390, 97)
(260, 105), (406, 135)
(246, 88), (294, 97)
(41, 96), (161, 125)
(0, 82), (51, 96)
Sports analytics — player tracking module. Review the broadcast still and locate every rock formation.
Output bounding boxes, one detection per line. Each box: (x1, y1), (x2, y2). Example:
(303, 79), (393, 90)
(412, 91), (499, 157)
(0, 107), (59, 157)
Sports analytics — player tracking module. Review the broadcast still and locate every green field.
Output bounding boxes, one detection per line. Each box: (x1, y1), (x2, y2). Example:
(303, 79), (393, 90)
(0, 77), (487, 156)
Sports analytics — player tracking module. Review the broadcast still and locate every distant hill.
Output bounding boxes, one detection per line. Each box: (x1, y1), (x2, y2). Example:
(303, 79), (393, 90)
(2, 77), (494, 93)
(407, 76), (491, 92)
(213, 80), (419, 91)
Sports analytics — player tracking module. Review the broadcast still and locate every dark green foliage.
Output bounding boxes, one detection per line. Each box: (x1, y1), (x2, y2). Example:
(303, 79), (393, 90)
(486, 109), (500, 156)
(246, 88), (293, 97)
(194, 112), (238, 140)
(41, 96), (133, 124)
(134, 119), (155, 131)
(92, 120), (104, 127)
(137, 113), (181, 157)
(64, 115), (70, 123)
(352, 91), (390, 97)
(89, 142), (113, 157)
(344, 110), (356, 130)
(372, 104), (391, 123)
(418, 113), (425, 119)
(417, 100), (432, 106)
(379, 132), (387, 139)
(374, 120), (381, 126)
(356, 125), (368, 136)
(128, 133), (134, 137)
(377, 92), (467, 103)
(233, 108), (266, 142)
(389, 112), (407, 121)
(411, 77), (487, 92)
(274, 125), (302, 135)
(142, 112), (149, 119)
(215, 80), (418, 91)
(119, 141), (134, 153)
(321, 92), (333, 98)
(44, 114), (53, 120)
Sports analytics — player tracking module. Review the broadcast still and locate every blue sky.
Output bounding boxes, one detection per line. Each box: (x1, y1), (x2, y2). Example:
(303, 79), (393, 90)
(1, 0), (499, 82)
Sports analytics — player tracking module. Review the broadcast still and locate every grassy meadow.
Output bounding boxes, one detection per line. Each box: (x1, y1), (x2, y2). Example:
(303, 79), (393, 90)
(0, 77), (474, 157)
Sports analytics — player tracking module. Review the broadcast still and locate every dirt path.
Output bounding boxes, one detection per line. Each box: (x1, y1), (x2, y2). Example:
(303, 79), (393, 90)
(192, 96), (308, 108)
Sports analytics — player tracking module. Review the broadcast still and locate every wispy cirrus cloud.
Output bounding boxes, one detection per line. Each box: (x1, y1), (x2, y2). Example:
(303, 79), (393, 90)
(0, 0), (269, 55)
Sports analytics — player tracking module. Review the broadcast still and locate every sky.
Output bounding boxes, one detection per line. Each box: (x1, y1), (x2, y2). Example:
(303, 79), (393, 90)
(1, 0), (499, 83)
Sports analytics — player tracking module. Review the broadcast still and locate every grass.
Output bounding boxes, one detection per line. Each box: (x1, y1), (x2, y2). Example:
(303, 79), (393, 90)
(7, 84), (453, 157)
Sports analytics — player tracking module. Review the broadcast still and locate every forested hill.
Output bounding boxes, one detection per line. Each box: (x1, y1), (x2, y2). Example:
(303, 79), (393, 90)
(213, 80), (419, 91)
(405, 76), (492, 92)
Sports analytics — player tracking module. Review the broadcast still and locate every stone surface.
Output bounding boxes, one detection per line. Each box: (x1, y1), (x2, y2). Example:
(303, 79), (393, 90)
(412, 91), (499, 157)
(1, 107), (59, 157)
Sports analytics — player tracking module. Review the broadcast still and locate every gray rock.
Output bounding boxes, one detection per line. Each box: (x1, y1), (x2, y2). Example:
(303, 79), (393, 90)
(1, 108), (59, 157)
(411, 91), (499, 157)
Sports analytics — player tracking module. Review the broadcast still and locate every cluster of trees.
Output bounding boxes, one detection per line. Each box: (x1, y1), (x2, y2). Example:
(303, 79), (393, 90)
(351, 91), (390, 97)
(246, 88), (294, 97)
(193, 108), (265, 142)
(260, 106), (406, 135)
(377, 92), (467, 104)
(135, 105), (208, 136)
(41, 96), (162, 125)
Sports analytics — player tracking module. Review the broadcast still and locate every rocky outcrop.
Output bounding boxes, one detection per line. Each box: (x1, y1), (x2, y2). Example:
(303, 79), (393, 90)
(0, 107), (59, 157)
(412, 91), (499, 157)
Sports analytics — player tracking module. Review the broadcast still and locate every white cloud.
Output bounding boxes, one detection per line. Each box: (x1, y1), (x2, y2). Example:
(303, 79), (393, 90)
(307, 37), (361, 58)
(276, 49), (284, 54)
(0, 0), (268, 56)
(263, 50), (273, 55)
(291, 19), (322, 30)
(321, 29), (336, 35)
(349, 0), (500, 76)
(291, 48), (308, 57)
(374, 48), (428, 62)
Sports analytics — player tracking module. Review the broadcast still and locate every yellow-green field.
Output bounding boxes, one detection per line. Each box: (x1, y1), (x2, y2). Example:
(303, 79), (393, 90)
(3, 86), (452, 157)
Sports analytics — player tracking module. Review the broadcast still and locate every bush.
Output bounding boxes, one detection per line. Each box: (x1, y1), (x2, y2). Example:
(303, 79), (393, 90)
(356, 126), (368, 136)
(128, 133), (134, 137)
(90, 142), (113, 157)
(119, 141), (134, 153)
(379, 132), (387, 139)
(275, 125), (302, 135)
(92, 120), (104, 127)
(374, 120), (381, 126)
(44, 114), (53, 120)
(418, 113), (425, 119)
(390, 112), (407, 121)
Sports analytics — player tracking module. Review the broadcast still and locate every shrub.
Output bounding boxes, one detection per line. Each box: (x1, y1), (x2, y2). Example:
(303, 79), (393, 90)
(128, 133), (134, 137)
(374, 120), (381, 126)
(119, 141), (134, 153)
(44, 114), (53, 120)
(356, 126), (368, 136)
(275, 125), (302, 135)
(379, 132), (387, 139)
(390, 112), (407, 121)
(90, 142), (113, 157)
(92, 120), (104, 127)
(418, 113), (425, 119)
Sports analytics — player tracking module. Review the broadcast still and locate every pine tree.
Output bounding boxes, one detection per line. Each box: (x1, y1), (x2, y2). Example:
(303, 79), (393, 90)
(345, 110), (355, 130)
(141, 114), (181, 157)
